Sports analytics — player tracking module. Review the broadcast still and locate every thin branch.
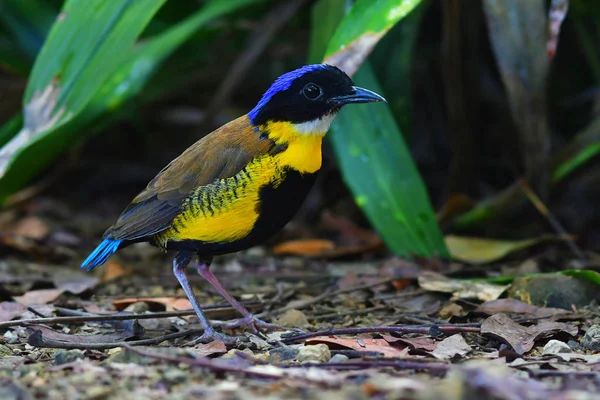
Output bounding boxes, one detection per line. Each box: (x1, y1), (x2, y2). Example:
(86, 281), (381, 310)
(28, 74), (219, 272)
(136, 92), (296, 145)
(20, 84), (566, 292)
(123, 345), (285, 380)
(291, 360), (450, 373)
(0, 303), (257, 330)
(518, 178), (586, 263)
(279, 324), (481, 343)
(28, 329), (203, 350)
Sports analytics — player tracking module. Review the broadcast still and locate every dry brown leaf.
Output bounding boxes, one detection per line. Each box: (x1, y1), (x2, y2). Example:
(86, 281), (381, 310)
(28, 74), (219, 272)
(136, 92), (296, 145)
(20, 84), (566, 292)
(381, 335), (437, 352)
(481, 313), (577, 355)
(430, 334), (472, 359)
(272, 239), (335, 256)
(12, 216), (50, 240)
(191, 341), (227, 357)
(445, 235), (542, 264)
(0, 302), (27, 321)
(102, 261), (130, 282)
(418, 273), (509, 302)
(53, 273), (99, 295)
(306, 336), (406, 357)
(13, 288), (64, 306)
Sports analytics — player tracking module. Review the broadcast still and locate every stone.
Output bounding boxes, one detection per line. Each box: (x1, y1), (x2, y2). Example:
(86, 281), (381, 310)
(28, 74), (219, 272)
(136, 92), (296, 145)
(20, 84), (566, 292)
(329, 354), (349, 363)
(542, 340), (571, 355)
(296, 344), (330, 364)
(582, 325), (600, 352)
(54, 349), (84, 365)
(274, 309), (310, 328)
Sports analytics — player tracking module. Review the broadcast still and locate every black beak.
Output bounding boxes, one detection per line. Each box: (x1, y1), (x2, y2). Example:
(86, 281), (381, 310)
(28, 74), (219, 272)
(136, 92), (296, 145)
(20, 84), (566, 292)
(329, 86), (387, 106)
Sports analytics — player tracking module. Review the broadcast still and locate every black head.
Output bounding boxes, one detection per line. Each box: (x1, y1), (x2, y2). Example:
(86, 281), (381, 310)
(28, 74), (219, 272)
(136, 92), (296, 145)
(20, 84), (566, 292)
(248, 64), (386, 126)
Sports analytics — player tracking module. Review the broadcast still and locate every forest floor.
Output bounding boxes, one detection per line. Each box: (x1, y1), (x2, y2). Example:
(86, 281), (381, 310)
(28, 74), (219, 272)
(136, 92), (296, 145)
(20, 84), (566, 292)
(1, 193), (600, 400)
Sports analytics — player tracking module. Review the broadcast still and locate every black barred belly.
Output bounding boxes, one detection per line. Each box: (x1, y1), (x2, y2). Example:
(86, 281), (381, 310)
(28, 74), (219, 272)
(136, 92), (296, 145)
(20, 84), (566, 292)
(166, 168), (318, 256)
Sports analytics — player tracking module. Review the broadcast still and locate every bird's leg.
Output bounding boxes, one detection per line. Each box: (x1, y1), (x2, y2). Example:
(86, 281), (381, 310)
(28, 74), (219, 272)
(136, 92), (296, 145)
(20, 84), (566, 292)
(195, 259), (280, 334)
(172, 253), (242, 345)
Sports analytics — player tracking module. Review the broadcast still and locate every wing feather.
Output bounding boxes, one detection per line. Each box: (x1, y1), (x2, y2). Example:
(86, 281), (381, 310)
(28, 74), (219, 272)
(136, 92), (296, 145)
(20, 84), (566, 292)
(104, 116), (273, 241)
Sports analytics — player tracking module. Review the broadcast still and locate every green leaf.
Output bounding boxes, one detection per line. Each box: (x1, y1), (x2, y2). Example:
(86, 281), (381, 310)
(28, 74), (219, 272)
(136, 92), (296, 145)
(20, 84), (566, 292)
(310, 0), (448, 258)
(0, 0), (257, 205)
(331, 64), (448, 258)
(0, 0), (57, 62)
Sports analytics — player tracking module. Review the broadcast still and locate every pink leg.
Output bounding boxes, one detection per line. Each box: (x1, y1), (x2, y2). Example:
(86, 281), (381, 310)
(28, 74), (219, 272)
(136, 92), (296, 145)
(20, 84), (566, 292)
(195, 260), (280, 333)
(172, 253), (243, 345)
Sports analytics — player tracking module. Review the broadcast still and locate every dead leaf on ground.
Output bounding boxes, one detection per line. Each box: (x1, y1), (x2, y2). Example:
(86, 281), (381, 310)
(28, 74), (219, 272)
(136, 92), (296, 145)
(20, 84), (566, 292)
(481, 313), (578, 355)
(445, 235), (566, 264)
(430, 334), (472, 359)
(0, 302), (27, 321)
(112, 297), (193, 312)
(476, 298), (571, 318)
(191, 341), (227, 358)
(381, 334), (437, 352)
(102, 261), (130, 282)
(12, 216), (50, 240)
(306, 336), (407, 357)
(52, 273), (99, 294)
(272, 239), (335, 256)
(27, 325), (136, 346)
(13, 288), (64, 306)
(418, 273), (509, 302)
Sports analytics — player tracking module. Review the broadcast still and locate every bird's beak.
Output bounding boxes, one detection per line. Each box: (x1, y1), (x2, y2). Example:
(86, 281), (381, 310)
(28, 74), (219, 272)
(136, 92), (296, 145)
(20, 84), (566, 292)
(329, 86), (387, 106)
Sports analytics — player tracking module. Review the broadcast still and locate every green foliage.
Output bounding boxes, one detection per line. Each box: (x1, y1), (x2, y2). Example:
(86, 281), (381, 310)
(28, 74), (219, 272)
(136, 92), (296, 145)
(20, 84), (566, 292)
(0, 0), (258, 204)
(311, 0), (449, 258)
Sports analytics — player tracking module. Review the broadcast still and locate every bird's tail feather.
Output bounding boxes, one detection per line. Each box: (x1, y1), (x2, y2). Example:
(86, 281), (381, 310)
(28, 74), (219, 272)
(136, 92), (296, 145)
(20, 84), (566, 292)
(80, 239), (122, 271)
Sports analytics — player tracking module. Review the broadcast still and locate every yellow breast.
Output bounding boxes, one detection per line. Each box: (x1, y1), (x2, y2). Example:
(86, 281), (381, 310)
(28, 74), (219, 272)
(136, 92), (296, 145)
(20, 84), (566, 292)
(156, 121), (324, 246)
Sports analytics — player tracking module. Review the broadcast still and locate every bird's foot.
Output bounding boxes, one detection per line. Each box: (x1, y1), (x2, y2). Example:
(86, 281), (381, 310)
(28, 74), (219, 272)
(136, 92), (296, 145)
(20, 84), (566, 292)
(220, 315), (280, 334)
(185, 328), (247, 346)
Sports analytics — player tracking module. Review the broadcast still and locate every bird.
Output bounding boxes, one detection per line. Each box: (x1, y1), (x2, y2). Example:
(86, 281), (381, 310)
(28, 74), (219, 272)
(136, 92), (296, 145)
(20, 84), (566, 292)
(80, 64), (386, 343)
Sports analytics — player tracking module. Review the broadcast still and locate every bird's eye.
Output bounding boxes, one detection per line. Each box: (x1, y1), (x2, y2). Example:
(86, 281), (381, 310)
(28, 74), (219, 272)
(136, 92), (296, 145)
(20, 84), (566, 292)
(302, 83), (322, 100)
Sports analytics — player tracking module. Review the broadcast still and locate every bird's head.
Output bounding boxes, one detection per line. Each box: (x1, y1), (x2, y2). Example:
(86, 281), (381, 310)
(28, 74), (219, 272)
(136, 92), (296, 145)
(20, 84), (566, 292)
(248, 64), (386, 135)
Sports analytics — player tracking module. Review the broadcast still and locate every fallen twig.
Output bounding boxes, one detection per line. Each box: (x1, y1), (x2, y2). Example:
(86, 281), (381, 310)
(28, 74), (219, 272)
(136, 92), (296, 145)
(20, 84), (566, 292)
(279, 324), (481, 343)
(0, 303), (258, 330)
(292, 360), (450, 374)
(28, 329), (203, 350)
(123, 345), (285, 380)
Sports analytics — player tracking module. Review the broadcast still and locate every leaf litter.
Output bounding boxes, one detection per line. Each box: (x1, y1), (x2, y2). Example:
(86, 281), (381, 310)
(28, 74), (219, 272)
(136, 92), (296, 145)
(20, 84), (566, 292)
(2, 198), (600, 398)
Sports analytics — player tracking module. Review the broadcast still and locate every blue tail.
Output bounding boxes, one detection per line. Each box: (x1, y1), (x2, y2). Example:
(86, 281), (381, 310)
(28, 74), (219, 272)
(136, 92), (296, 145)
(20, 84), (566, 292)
(80, 239), (122, 271)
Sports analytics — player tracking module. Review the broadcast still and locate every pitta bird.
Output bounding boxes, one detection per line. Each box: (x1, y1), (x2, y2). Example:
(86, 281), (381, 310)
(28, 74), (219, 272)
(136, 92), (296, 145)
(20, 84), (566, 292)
(81, 64), (386, 343)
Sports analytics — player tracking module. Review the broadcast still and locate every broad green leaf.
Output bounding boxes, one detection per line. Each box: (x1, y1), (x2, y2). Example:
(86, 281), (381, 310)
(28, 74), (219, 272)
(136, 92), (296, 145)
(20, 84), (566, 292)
(0, 0), (56, 62)
(0, 0), (257, 205)
(324, 0), (422, 75)
(311, 0), (448, 258)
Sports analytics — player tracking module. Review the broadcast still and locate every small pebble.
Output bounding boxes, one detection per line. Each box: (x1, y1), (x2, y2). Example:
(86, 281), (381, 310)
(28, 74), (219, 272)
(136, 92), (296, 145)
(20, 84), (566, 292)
(329, 354), (349, 363)
(274, 309), (309, 328)
(296, 344), (330, 364)
(124, 301), (149, 314)
(54, 349), (84, 365)
(542, 340), (571, 355)
(582, 324), (600, 351)
(3, 331), (18, 344)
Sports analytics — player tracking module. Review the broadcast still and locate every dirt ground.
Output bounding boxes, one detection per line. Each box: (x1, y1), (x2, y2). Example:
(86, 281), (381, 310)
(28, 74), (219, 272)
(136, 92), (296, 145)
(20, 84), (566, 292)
(1, 193), (600, 400)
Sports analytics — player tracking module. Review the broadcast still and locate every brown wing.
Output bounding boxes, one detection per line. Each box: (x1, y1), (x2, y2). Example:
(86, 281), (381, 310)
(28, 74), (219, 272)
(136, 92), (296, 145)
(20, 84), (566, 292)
(104, 115), (273, 241)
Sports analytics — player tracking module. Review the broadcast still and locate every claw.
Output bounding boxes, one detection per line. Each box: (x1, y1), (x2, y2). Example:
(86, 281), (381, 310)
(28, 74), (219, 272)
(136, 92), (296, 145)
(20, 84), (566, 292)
(184, 328), (247, 346)
(220, 315), (281, 334)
